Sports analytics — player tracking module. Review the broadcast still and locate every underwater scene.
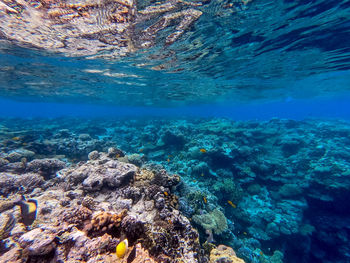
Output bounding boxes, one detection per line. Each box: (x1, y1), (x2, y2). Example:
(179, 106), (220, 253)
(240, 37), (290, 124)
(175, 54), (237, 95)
(0, 0), (350, 262)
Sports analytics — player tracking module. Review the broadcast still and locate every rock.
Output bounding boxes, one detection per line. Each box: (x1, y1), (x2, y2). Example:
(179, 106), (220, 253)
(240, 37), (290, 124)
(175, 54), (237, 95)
(0, 158), (9, 167)
(79, 133), (92, 141)
(88, 150), (100, 160)
(26, 158), (66, 178)
(0, 172), (44, 195)
(19, 228), (58, 256)
(66, 159), (137, 191)
(107, 147), (125, 158)
(8, 149), (35, 161)
(161, 130), (186, 149)
(127, 154), (145, 166)
(6, 152), (23, 162)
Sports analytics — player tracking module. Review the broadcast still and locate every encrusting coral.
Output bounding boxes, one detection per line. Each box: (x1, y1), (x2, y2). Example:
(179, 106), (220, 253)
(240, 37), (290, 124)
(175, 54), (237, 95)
(193, 208), (228, 235)
(85, 209), (128, 237)
(209, 245), (245, 263)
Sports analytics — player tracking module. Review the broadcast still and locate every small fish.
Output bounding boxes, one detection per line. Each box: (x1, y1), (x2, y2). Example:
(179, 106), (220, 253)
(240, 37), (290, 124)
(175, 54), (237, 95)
(199, 148), (207, 153)
(193, 180), (197, 183)
(203, 196), (207, 204)
(164, 191), (169, 196)
(243, 231), (247, 235)
(16, 197), (38, 226)
(167, 158), (170, 162)
(201, 173), (204, 177)
(168, 155), (172, 157)
(116, 239), (128, 259)
(139, 148), (144, 152)
(116, 153), (120, 158)
(0, 196), (38, 226)
(227, 200), (236, 208)
(12, 136), (21, 141)
(259, 251), (264, 256)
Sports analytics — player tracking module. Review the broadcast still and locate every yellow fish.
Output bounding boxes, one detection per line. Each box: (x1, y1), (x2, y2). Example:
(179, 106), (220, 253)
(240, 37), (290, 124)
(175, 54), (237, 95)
(15, 196), (38, 226)
(167, 158), (170, 162)
(139, 148), (144, 152)
(203, 196), (207, 204)
(12, 137), (21, 141)
(164, 191), (169, 196)
(201, 173), (204, 177)
(227, 200), (236, 208)
(199, 148), (207, 153)
(116, 239), (128, 258)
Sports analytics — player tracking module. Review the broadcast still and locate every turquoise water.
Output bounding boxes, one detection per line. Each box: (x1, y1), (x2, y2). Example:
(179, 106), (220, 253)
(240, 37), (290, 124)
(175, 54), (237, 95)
(1, 0), (349, 108)
(0, 0), (350, 262)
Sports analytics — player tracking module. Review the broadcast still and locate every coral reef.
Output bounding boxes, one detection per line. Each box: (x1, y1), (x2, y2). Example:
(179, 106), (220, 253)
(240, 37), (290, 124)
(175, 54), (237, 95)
(0, 147), (203, 262)
(1, 117), (350, 262)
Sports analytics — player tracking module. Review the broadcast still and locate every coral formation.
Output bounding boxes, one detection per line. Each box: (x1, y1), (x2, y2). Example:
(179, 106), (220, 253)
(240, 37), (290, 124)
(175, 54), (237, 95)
(210, 245), (245, 263)
(193, 209), (228, 235)
(1, 117), (350, 262)
(85, 209), (127, 237)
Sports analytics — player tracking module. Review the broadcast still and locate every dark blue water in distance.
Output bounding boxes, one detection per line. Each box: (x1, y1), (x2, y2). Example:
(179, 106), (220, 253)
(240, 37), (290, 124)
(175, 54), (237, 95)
(0, 0), (350, 262)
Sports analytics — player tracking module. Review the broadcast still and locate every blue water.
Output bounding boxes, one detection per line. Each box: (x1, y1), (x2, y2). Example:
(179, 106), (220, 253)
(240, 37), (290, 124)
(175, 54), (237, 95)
(1, 94), (350, 120)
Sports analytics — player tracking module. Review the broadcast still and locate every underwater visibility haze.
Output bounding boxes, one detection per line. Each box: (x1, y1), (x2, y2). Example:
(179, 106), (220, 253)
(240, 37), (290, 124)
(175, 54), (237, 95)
(0, 0), (350, 262)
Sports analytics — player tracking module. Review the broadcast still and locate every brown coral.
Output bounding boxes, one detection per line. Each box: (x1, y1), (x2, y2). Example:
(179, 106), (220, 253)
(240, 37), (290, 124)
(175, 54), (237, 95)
(210, 245), (245, 263)
(61, 206), (92, 229)
(85, 209), (127, 237)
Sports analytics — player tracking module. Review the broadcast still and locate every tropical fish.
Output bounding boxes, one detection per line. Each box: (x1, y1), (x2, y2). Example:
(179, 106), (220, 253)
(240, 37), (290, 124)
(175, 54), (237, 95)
(139, 148), (144, 152)
(164, 191), (169, 196)
(201, 172), (204, 177)
(16, 197), (38, 226)
(0, 196), (38, 226)
(227, 200), (236, 208)
(12, 136), (21, 141)
(167, 158), (170, 162)
(116, 239), (128, 258)
(199, 148), (206, 153)
(203, 196), (207, 204)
